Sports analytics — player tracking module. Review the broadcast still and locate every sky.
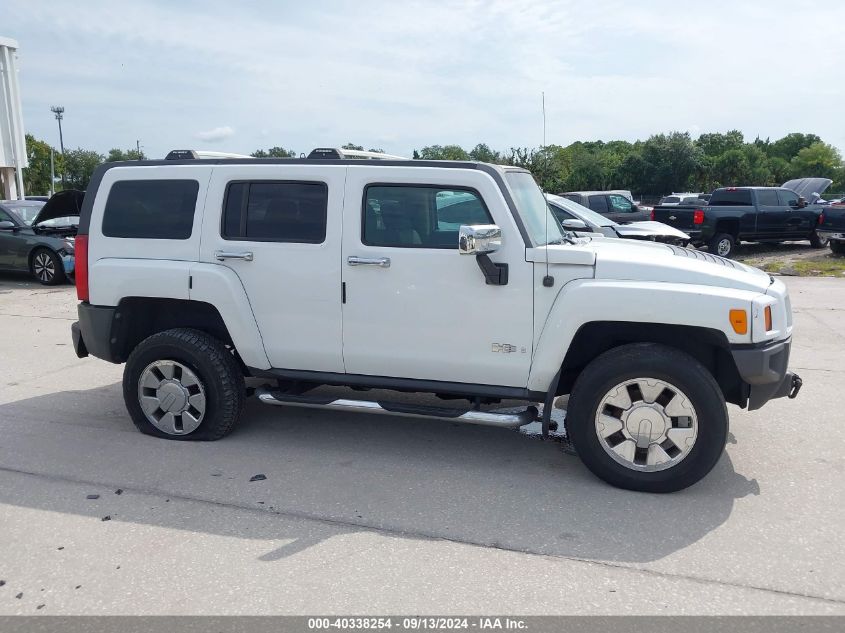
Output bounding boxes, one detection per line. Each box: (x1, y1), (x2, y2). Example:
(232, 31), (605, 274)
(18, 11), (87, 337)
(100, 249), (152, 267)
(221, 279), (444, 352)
(5, 0), (845, 159)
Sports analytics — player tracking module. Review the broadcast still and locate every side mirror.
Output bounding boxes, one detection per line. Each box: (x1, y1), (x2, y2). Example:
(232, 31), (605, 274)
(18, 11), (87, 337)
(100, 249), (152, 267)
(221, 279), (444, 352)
(458, 224), (502, 255)
(0, 220), (16, 231)
(561, 218), (588, 231)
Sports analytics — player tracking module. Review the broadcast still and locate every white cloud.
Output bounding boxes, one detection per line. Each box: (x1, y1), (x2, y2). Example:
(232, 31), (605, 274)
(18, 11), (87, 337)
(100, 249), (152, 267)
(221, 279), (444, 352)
(195, 126), (234, 143)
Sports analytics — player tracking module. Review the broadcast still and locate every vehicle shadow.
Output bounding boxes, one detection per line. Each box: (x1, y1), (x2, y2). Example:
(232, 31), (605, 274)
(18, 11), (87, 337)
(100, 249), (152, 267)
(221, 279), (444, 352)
(0, 382), (759, 565)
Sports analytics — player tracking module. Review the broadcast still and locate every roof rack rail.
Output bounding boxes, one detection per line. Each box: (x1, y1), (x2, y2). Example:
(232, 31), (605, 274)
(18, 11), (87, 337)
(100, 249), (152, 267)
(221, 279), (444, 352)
(165, 149), (251, 160)
(306, 147), (408, 160)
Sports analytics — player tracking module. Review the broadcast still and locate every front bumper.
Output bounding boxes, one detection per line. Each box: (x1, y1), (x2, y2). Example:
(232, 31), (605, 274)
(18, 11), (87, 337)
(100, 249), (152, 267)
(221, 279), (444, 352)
(731, 337), (802, 410)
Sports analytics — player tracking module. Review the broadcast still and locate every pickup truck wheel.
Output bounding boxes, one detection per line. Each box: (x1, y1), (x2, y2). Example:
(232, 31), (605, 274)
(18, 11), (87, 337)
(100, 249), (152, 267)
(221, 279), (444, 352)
(830, 240), (845, 255)
(567, 343), (728, 493)
(708, 233), (736, 258)
(30, 248), (66, 285)
(123, 328), (245, 441)
(809, 231), (829, 249)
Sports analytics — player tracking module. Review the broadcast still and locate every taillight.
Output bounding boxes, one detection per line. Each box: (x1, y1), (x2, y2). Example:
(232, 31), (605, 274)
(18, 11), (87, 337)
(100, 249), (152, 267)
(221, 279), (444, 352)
(693, 209), (705, 225)
(650, 209), (655, 220)
(818, 212), (824, 225)
(75, 234), (89, 302)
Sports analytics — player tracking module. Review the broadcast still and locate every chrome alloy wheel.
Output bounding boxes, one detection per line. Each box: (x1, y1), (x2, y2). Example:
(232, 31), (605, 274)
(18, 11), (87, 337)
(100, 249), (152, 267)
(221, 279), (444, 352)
(33, 252), (56, 282)
(138, 360), (206, 435)
(595, 378), (698, 472)
(716, 238), (732, 257)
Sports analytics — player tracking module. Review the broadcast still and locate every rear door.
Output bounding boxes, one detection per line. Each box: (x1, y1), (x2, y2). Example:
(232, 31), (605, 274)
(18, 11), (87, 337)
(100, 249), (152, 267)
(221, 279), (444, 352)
(340, 166), (534, 387)
(200, 164), (346, 372)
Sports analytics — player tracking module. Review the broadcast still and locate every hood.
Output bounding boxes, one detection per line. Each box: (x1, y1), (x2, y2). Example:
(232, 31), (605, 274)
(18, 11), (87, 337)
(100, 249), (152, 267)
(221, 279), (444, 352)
(782, 178), (832, 201)
(612, 221), (690, 241)
(31, 190), (85, 225)
(531, 238), (772, 294)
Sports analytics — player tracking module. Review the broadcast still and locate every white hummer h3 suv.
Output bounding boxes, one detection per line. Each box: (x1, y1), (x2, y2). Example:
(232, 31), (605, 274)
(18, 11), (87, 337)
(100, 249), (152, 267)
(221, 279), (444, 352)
(71, 150), (802, 492)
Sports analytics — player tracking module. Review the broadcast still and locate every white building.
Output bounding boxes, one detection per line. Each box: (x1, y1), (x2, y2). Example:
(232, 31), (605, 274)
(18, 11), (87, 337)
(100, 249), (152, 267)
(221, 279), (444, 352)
(0, 36), (27, 200)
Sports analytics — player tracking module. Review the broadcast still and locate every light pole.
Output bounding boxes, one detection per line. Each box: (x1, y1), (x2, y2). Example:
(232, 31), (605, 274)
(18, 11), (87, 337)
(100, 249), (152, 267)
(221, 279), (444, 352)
(50, 106), (65, 185)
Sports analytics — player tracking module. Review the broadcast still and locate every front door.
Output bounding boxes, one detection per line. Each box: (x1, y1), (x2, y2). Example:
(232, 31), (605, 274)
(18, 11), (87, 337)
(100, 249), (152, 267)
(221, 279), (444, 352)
(755, 189), (786, 239)
(340, 166), (534, 388)
(201, 164), (346, 372)
(777, 188), (816, 238)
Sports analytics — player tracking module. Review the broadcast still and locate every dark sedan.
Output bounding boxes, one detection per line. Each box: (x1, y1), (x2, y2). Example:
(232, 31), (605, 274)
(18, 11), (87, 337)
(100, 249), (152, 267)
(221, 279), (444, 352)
(0, 191), (83, 285)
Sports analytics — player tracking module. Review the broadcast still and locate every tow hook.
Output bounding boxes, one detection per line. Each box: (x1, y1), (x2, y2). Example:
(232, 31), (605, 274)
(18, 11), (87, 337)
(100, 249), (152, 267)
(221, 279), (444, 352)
(788, 374), (803, 399)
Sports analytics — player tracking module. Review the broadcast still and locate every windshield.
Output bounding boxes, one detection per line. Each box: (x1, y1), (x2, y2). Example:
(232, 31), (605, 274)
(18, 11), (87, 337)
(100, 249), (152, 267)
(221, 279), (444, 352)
(3, 203), (44, 225)
(547, 195), (616, 227)
(504, 171), (564, 246)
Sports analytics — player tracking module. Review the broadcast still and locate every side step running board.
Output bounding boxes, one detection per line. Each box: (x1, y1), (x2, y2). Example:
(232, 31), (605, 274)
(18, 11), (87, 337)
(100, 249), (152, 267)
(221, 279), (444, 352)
(255, 387), (538, 429)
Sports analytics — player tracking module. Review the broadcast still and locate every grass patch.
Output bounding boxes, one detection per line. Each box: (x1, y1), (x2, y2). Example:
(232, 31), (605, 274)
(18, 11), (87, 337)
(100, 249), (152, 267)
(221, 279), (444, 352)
(789, 257), (845, 277)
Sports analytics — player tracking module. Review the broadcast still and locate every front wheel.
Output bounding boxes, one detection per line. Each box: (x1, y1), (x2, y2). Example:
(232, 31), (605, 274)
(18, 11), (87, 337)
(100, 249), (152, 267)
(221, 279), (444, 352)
(567, 343), (728, 493)
(708, 233), (736, 258)
(30, 248), (66, 285)
(830, 240), (845, 256)
(810, 230), (829, 249)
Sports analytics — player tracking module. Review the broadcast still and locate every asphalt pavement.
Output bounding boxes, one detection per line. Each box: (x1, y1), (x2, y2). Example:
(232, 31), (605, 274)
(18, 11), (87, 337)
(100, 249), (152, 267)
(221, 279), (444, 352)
(0, 272), (843, 615)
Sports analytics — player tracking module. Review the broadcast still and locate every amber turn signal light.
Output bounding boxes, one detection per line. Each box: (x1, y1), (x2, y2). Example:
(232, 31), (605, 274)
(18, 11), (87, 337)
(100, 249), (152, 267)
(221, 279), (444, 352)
(764, 306), (773, 332)
(729, 309), (748, 335)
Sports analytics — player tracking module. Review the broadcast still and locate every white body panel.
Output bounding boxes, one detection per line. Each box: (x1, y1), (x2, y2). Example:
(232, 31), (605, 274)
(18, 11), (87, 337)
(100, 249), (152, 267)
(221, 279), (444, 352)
(199, 164), (346, 373)
(340, 166), (533, 386)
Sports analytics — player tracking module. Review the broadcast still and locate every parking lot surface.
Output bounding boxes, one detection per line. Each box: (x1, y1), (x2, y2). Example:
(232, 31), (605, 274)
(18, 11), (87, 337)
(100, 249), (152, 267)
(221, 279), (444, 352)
(0, 273), (843, 615)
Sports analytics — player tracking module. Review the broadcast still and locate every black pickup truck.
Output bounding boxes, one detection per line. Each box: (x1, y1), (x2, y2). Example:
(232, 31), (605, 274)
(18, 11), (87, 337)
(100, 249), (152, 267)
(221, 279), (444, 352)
(652, 178), (832, 258)
(818, 204), (845, 255)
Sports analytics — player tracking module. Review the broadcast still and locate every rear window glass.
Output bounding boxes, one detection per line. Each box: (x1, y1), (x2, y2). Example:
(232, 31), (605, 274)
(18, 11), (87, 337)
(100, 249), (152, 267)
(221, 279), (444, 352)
(661, 196), (680, 204)
(709, 189), (753, 206)
(587, 195), (609, 213)
(102, 180), (199, 239)
(222, 181), (328, 243)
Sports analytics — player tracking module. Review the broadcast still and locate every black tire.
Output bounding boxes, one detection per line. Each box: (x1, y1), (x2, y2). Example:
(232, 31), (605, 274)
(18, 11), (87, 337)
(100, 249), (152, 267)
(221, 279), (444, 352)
(29, 248), (66, 285)
(708, 233), (736, 259)
(567, 343), (728, 493)
(123, 328), (245, 441)
(809, 230), (829, 249)
(830, 240), (845, 256)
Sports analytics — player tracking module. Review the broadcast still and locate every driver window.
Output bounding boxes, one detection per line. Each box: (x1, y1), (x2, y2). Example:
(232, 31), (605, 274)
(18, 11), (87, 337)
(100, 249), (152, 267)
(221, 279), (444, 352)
(608, 194), (634, 213)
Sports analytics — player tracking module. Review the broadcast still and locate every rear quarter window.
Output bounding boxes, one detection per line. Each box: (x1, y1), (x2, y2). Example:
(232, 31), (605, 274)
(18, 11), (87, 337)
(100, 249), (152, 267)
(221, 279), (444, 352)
(102, 179), (199, 239)
(708, 189), (753, 206)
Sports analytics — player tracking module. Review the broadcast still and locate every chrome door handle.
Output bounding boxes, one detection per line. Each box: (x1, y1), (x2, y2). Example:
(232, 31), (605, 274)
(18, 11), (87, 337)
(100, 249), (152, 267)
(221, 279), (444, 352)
(347, 256), (390, 268)
(215, 250), (254, 261)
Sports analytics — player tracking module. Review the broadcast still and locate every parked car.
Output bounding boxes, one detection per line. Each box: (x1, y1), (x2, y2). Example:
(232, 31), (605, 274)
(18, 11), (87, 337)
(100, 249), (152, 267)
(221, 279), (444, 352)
(652, 178), (832, 258)
(0, 190), (84, 284)
(557, 191), (651, 223)
(71, 150), (800, 493)
(546, 194), (690, 245)
(658, 193), (705, 206)
(817, 202), (845, 255)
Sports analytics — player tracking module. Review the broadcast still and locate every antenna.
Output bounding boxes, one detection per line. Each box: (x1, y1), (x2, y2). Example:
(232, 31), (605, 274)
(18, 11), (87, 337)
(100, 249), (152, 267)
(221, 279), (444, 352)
(541, 91), (554, 288)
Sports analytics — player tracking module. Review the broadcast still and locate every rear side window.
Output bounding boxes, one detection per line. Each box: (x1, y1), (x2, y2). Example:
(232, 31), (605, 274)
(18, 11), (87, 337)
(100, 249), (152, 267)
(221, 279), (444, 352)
(222, 181), (328, 243)
(709, 189), (753, 206)
(587, 195), (609, 213)
(757, 190), (780, 206)
(102, 180), (199, 239)
(661, 196), (680, 204)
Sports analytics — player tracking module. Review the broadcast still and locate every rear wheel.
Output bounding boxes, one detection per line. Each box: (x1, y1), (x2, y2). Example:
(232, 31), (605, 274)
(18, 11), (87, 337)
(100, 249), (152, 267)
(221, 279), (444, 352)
(830, 240), (845, 255)
(567, 343), (728, 493)
(30, 248), (65, 285)
(810, 230), (829, 249)
(123, 328), (245, 441)
(708, 233), (736, 258)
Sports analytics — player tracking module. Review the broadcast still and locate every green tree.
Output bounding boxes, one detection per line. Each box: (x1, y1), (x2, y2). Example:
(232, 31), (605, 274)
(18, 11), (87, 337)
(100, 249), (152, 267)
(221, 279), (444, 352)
(106, 148), (146, 162)
(63, 148), (104, 190)
(767, 133), (822, 161)
(468, 143), (501, 163)
(23, 134), (57, 195)
(417, 144), (469, 160)
(341, 142), (364, 151)
(251, 146), (296, 158)
(696, 131), (744, 157)
(789, 142), (843, 180)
